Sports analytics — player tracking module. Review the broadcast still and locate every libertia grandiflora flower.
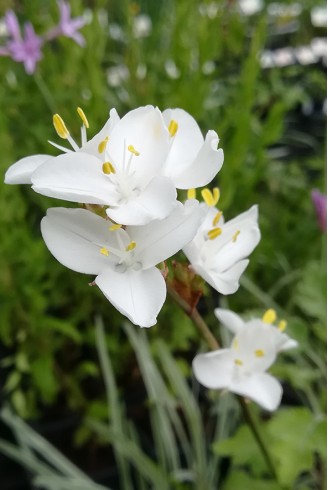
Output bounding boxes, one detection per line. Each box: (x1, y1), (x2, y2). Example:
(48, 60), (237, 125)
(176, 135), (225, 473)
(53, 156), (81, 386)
(193, 306), (298, 411)
(183, 190), (260, 294)
(5, 106), (224, 226)
(40, 200), (202, 327)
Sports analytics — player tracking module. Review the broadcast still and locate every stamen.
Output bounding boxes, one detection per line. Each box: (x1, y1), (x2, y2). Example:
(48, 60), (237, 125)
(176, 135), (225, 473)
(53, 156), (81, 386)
(234, 359), (243, 366)
(254, 349), (265, 357)
(102, 162), (116, 174)
(98, 137), (109, 154)
(232, 338), (239, 350)
(232, 230), (240, 242)
(109, 224), (122, 231)
(100, 247), (110, 256)
(126, 241), (137, 252)
(128, 144), (140, 156)
(278, 320), (287, 331)
(53, 114), (70, 139)
(77, 107), (89, 128)
(212, 211), (222, 226)
(212, 187), (220, 206)
(201, 188), (214, 206)
(187, 188), (196, 200)
(262, 308), (277, 324)
(207, 227), (222, 240)
(168, 119), (178, 137)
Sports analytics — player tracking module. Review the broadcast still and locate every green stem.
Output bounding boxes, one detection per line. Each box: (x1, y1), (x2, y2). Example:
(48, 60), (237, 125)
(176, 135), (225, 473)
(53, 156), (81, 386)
(167, 282), (280, 484)
(33, 73), (56, 114)
(166, 282), (219, 351)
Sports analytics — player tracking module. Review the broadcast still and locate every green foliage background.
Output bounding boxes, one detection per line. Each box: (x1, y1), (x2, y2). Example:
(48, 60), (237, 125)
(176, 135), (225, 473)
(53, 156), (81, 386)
(0, 0), (326, 488)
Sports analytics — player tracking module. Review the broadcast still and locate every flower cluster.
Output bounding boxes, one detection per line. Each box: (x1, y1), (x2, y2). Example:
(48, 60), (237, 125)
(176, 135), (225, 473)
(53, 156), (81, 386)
(0, 2), (85, 74)
(5, 104), (297, 410)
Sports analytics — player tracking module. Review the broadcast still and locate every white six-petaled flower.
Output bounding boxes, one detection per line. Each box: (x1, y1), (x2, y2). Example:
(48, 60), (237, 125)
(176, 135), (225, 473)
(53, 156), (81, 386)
(5, 105), (224, 226)
(40, 200), (202, 328)
(193, 307), (298, 411)
(183, 201), (261, 295)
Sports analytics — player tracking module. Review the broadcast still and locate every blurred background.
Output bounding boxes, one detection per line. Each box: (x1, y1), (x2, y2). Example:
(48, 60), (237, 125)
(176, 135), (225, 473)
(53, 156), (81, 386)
(0, 0), (326, 489)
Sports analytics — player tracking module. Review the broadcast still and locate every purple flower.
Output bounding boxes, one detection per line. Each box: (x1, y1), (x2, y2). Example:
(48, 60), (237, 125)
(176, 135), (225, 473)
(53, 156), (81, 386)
(311, 189), (327, 232)
(56, 0), (86, 46)
(0, 11), (43, 74)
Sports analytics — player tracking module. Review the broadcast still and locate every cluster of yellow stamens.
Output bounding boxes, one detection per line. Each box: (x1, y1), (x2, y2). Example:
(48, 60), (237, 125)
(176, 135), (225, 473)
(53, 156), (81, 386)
(262, 308), (287, 331)
(201, 187), (220, 207)
(168, 119), (178, 137)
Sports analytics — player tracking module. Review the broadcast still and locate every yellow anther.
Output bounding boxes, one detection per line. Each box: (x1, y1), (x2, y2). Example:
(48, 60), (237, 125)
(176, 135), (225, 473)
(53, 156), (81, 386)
(109, 224), (122, 231)
(278, 320), (287, 332)
(128, 144), (140, 156)
(234, 359), (243, 366)
(77, 107), (89, 128)
(187, 188), (196, 200)
(232, 338), (239, 350)
(53, 114), (70, 139)
(212, 211), (222, 226)
(212, 187), (220, 206)
(207, 227), (222, 240)
(232, 230), (240, 243)
(100, 247), (110, 256)
(201, 188), (215, 206)
(98, 137), (109, 154)
(262, 308), (277, 324)
(255, 349), (265, 357)
(126, 241), (137, 252)
(168, 119), (178, 137)
(102, 162), (116, 174)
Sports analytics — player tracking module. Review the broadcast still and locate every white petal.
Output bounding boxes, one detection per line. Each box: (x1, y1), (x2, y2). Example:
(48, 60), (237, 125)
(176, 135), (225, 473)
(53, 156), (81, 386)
(4, 154), (53, 184)
(130, 200), (202, 268)
(32, 152), (119, 205)
(41, 208), (122, 275)
(211, 225), (261, 272)
(214, 308), (245, 334)
(108, 106), (170, 184)
(192, 259), (249, 295)
(278, 336), (298, 351)
(192, 350), (234, 389)
(162, 108), (204, 177)
(95, 267), (166, 328)
(170, 131), (224, 189)
(230, 373), (283, 411)
(81, 108), (120, 155)
(106, 176), (177, 225)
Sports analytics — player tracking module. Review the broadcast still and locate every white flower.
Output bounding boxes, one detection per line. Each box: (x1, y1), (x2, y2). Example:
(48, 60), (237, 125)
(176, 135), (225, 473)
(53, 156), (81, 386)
(4, 107), (120, 185)
(5, 105), (223, 226)
(193, 322), (283, 411)
(183, 200), (260, 294)
(215, 307), (298, 352)
(40, 200), (202, 328)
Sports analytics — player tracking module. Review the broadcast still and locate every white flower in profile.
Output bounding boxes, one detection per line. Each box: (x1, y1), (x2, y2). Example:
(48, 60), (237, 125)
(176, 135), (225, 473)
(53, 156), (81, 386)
(183, 192), (261, 294)
(193, 322), (283, 411)
(5, 105), (224, 225)
(215, 307), (298, 353)
(40, 200), (202, 328)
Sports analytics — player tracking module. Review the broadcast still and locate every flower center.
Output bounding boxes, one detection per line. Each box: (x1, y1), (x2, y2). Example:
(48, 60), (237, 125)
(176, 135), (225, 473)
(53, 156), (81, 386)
(98, 227), (140, 273)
